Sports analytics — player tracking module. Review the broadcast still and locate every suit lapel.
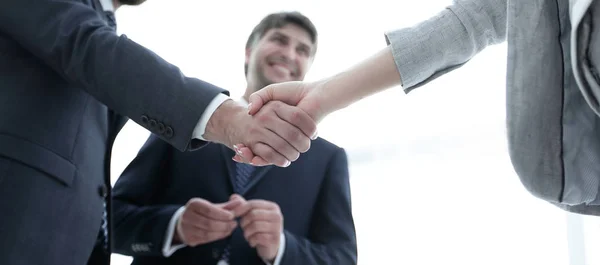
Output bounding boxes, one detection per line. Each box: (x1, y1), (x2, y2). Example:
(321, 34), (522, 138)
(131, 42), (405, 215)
(219, 145), (274, 196)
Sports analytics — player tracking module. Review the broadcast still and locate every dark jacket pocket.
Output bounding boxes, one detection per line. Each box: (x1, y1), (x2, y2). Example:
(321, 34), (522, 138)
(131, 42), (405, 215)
(0, 133), (75, 186)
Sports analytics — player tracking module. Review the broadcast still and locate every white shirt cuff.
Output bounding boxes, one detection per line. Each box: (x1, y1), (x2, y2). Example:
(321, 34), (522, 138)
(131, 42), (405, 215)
(263, 232), (286, 265)
(192, 93), (231, 140)
(162, 206), (187, 257)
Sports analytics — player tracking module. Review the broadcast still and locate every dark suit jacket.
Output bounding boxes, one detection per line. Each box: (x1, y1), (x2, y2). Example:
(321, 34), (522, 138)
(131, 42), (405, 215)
(112, 135), (357, 265)
(0, 1), (226, 264)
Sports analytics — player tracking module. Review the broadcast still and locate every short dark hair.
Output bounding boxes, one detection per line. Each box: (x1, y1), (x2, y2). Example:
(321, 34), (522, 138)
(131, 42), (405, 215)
(244, 11), (318, 76)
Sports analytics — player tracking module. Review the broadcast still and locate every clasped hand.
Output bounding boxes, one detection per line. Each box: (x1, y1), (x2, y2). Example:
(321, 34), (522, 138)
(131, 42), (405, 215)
(175, 195), (283, 262)
(203, 99), (317, 167)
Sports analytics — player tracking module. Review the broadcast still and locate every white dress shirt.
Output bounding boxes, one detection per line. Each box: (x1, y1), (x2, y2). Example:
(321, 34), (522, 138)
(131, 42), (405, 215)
(99, 0), (114, 11)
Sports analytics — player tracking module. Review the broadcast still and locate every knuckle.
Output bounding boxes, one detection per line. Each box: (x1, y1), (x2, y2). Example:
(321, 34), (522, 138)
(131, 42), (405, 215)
(256, 113), (271, 124)
(248, 126), (262, 138)
(204, 206), (213, 216)
(289, 109), (301, 123)
(205, 221), (216, 230)
(261, 150), (278, 163)
(199, 230), (209, 239)
(274, 140), (289, 153)
(286, 129), (302, 144)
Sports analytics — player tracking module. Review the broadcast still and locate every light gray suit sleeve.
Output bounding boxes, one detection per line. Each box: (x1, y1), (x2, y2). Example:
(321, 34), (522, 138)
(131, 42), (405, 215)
(384, 0), (508, 92)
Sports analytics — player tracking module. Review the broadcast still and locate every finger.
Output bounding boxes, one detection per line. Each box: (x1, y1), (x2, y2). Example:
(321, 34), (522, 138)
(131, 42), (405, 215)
(262, 119), (307, 159)
(221, 194), (247, 212)
(242, 221), (276, 240)
(232, 144), (251, 163)
(264, 102), (314, 152)
(217, 196), (244, 211)
(229, 194), (246, 202)
(247, 233), (278, 248)
(271, 102), (318, 142)
(232, 144), (265, 165)
(180, 212), (237, 232)
(231, 146), (269, 166)
(248, 82), (305, 115)
(251, 112), (300, 163)
(251, 142), (291, 167)
(234, 153), (270, 167)
(240, 209), (280, 228)
(247, 94), (267, 116)
(186, 230), (236, 247)
(232, 200), (278, 219)
(230, 201), (254, 218)
(187, 199), (234, 221)
(250, 156), (269, 166)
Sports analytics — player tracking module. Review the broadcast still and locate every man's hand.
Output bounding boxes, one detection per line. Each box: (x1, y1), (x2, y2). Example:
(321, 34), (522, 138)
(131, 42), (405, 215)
(231, 80), (329, 165)
(174, 197), (242, 247)
(247, 80), (330, 124)
(230, 195), (283, 263)
(203, 99), (317, 167)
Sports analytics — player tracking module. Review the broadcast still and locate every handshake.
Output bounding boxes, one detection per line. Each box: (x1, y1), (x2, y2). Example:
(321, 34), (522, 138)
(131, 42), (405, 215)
(174, 195), (283, 262)
(203, 80), (337, 167)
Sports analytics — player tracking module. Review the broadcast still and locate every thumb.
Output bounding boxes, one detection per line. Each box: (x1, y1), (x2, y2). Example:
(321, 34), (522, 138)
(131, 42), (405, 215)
(248, 81), (304, 115)
(229, 194), (246, 203)
(220, 195), (245, 211)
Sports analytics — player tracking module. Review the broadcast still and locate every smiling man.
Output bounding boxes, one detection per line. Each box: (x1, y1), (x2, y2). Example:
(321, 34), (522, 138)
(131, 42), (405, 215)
(111, 11), (357, 265)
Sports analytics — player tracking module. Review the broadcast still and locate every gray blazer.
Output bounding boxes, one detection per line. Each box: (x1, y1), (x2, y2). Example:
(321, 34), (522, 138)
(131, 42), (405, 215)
(0, 0), (228, 264)
(385, 0), (600, 215)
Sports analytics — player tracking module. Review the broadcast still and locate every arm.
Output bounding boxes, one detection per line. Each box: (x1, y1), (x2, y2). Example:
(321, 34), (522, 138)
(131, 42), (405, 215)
(279, 148), (357, 265)
(0, 0), (226, 151)
(112, 135), (183, 256)
(247, 0), (508, 121)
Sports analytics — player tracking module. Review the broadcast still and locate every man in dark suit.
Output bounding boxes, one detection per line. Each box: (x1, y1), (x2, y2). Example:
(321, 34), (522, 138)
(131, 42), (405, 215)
(112, 12), (357, 265)
(0, 1), (317, 265)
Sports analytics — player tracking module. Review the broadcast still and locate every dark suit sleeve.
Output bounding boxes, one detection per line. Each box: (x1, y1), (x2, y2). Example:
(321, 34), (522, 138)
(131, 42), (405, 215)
(111, 135), (183, 256)
(280, 148), (358, 265)
(0, 0), (227, 151)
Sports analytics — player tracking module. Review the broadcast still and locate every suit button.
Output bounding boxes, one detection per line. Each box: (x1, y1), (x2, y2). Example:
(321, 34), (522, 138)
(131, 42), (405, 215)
(212, 248), (220, 259)
(98, 185), (107, 198)
(157, 122), (165, 134)
(141, 115), (149, 125)
(149, 119), (157, 129)
(164, 126), (174, 138)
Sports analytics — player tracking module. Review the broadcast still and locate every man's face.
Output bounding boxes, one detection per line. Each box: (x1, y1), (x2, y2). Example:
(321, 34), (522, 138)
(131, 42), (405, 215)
(246, 23), (315, 90)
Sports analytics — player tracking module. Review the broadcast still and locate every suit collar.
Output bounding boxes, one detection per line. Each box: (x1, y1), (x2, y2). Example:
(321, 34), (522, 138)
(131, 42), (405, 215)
(219, 145), (273, 196)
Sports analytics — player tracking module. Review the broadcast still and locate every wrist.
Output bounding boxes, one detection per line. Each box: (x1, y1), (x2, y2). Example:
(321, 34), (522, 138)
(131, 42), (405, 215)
(172, 230), (182, 245)
(203, 99), (242, 145)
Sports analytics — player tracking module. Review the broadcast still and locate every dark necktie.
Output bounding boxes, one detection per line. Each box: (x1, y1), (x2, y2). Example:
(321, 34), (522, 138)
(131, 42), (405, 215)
(219, 163), (256, 264)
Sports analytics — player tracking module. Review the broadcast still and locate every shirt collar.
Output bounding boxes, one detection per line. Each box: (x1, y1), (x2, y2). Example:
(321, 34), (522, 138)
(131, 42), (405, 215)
(238, 97), (249, 106)
(99, 0), (115, 11)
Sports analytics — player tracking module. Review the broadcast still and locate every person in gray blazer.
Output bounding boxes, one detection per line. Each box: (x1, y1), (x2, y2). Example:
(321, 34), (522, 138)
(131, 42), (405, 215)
(0, 1), (316, 265)
(239, 0), (600, 216)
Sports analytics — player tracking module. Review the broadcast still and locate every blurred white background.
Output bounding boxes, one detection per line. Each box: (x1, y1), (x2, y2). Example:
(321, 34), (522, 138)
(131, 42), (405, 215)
(109, 1), (600, 264)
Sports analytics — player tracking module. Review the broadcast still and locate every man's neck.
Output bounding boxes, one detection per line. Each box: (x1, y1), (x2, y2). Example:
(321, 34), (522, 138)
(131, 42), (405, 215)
(112, 0), (121, 10)
(242, 84), (258, 104)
